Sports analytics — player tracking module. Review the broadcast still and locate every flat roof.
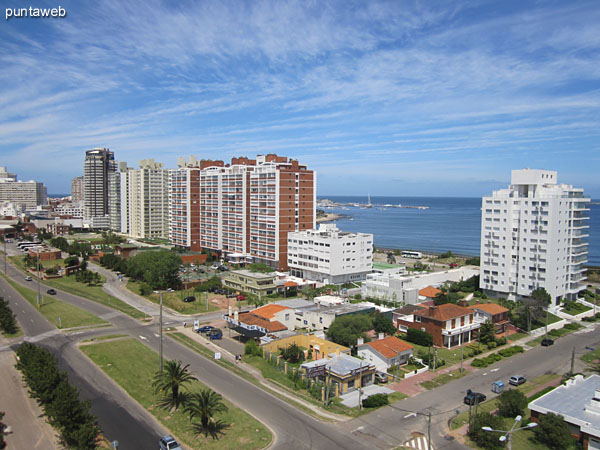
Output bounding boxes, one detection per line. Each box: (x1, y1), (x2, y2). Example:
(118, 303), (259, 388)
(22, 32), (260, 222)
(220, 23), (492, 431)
(297, 303), (374, 315)
(230, 269), (276, 279)
(529, 374), (600, 436)
(373, 262), (404, 269)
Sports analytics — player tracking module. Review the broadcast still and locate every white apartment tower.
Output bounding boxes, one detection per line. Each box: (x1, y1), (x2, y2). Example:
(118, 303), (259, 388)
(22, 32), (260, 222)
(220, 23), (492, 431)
(83, 148), (116, 221)
(119, 159), (169, 239)
(0, 166), (47, 209)
(480, 169), (590, 305)
(287, 224), (373, 284)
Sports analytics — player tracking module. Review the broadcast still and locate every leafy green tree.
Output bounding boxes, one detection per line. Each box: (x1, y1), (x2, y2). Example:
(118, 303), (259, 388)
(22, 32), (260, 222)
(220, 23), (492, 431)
(195, 276), (222, 292)
(434, 290), (461, 305)
(465, 257), (480, 266)
(479, 320), (496, 345)
(139, 282), (153, 296)
(405, 328), (433, 346)
(152, 360), (197, 411)
(326, 314), (372, 347)
(0, 410), (6, 449)
(0, 298), (18, 335)
(533, 413), (575, 450)
(244, 339), (263, 357)
(184, 390), (229, 440)
(372, 312), (396, 335)
(468, 412), (506, 450)
(280, 343), (304, 363)
(64, 256), (80, 268)
(497, 389), (528, 418)
(50, 237), (69, 252)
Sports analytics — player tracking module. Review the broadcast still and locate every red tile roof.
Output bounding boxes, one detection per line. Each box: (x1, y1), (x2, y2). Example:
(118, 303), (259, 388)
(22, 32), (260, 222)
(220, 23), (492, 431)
(252, 304), (290, 319)
(419, 286), (442, 298)
(366, 336), (413, 359)
(284, 281), (298, 287)
(414, 303), (473, 321)
(468, 303), (509, 315)
(238, 312), (287, 332)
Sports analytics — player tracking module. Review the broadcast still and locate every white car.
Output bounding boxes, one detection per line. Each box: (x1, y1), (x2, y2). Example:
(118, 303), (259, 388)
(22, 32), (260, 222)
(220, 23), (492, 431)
(25, 276), (32, 281)
(211, 264), (219, 270)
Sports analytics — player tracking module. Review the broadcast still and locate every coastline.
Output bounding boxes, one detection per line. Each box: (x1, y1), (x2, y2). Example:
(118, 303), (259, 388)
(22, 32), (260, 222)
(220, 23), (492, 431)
(316, 213), (344, 223)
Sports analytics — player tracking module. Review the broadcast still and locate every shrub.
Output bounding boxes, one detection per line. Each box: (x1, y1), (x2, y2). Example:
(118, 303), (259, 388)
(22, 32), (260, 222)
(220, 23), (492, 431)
(406, 328), (433, 346)
(549, 329), (561, 337)
(496, 337), (507, 346)
(564, 322), (580, 330)
(534, 413), (576, 450)
(139, 282), (153, 296)
(468, 412), (506, 450)
(362, 393), (389, 408)
(0, 298), (18, 335)
(244, 339), (263, 357)
(497, 389), (528, 418)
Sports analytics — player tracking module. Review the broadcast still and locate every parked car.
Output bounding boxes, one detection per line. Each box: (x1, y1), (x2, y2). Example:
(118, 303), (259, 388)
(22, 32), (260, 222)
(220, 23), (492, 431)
(374, 372), (389, 383)
(509, 375), (526, 386)
(207, 329), (223, 340)
(541, 338), (554, 347)
(197, 325), (215, 333)
(218, 265), (228, 271)
(226, 292), (238, 298)
(25, 276), (32, 281)
(210, 264), (219, 270)
(464, 389), (486, 405)
(47, 289), (57, 295)
(159, 435), (182, 450)
(183, 296), (196, 303)
(237, 295), (246, 301)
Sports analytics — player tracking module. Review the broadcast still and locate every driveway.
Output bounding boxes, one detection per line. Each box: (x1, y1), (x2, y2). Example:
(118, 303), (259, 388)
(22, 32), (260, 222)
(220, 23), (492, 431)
(340, 384), (395, 407)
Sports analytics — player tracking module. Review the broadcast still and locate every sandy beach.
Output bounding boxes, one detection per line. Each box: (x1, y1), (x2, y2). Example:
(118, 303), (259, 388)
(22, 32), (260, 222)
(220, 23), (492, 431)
(316, 213), (342, 223)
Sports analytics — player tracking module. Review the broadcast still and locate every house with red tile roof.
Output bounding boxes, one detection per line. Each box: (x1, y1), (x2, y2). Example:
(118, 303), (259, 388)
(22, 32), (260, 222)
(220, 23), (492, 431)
(396, 303), (480, 348)
(224, 304), (293, 338)
(418, 286), (442, 299)
(357, 335), (414, 372)
(468, 302), (510, 334)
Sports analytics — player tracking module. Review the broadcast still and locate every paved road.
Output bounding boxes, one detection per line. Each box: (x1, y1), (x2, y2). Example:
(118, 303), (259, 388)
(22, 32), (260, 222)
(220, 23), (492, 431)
(1, 258), (375, 450)
(339, 323), (599, 449)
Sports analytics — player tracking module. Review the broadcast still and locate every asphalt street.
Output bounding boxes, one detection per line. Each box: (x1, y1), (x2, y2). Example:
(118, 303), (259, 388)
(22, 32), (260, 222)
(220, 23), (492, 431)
(2, 244), (599, 450)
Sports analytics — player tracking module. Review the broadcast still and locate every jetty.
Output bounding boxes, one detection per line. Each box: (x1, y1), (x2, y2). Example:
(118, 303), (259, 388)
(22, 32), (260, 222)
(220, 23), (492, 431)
(318, 199), (429, 210)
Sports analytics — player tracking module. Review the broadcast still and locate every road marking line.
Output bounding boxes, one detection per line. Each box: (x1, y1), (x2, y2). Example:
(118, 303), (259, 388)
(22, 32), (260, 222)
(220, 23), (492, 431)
(153, 333), (160, 338)
(139, 335), (147, 340)
(490, 368), (499, 372)
(404, 412), (417, 418)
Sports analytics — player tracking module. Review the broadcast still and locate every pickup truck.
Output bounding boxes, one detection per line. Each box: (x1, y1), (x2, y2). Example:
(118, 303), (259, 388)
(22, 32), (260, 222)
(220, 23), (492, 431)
(464, 389), (486, 405)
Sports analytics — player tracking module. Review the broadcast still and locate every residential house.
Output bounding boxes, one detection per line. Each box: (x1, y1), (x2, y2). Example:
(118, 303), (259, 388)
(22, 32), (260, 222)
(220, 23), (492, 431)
(529, 374), (600, 449)
(223, 304), (291, 339)
(396, 303), (480, 348)
(419, 286), (442, 300)
(293, 303), (374, 331)
(261, 334), (350, 361)
(114, 243), (138, 258)
(357, 335), (414, 373)
(301, 352), (376, 396)
(468, 302), (510, 334)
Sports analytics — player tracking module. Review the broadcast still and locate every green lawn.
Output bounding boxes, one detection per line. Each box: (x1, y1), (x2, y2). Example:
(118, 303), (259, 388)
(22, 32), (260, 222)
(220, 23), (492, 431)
(81, 339), (271, 450)
(583, 347), (600, 364)
(44, 275), (146, 319)
(420, 369), (468, 390)
(409, 343), (471, 368)
(1, 325), (23, 338)
(527, 323), (582, 346)
(127, 281), (221, 314)
(509, 332), (528, 342)
(81, 334), (129, 343)
(6, 277), (107, 329)
(9, 256), (145, 319)
(562, 302), (592, 315)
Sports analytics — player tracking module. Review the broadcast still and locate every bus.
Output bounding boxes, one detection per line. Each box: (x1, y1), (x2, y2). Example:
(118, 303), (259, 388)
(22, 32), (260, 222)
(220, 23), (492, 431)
(401, 250), (422, 259)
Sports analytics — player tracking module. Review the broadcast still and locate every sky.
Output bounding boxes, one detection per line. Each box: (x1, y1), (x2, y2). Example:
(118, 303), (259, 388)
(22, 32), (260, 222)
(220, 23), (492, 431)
(1, 0), (599, 197)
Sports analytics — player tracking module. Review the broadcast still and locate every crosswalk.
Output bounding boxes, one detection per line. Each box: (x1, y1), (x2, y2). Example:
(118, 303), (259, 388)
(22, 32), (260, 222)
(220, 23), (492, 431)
(402, 434), (434, 450)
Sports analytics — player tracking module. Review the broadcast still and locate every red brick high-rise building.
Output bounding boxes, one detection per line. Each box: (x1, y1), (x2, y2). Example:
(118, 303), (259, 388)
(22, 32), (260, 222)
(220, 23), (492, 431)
(169, 154), (315, 270)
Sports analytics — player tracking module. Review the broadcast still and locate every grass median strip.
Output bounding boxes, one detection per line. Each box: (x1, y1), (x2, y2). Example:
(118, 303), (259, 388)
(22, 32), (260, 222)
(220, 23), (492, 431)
(81, 338), (271, 450)
(6, 277), (107, 329)
(8, 256), (146, 319)
(127, 281), (220, 314)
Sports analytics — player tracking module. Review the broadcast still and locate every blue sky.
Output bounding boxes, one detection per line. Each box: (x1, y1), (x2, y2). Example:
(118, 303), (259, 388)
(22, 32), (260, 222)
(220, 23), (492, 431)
(1, 0), (599, 197)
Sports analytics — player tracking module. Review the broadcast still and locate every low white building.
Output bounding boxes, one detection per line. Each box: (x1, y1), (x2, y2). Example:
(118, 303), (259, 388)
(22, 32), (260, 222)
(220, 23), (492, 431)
(357, 335), (414, 372)
(287, 224), (373, 284)
(362, 267), (479, 305)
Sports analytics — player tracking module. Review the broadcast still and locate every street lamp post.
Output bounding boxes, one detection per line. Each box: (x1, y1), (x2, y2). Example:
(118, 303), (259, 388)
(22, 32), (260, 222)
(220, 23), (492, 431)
(159, 291), (163, 373)
(37, 249), (41, 308)
(482, 415), (537, 450)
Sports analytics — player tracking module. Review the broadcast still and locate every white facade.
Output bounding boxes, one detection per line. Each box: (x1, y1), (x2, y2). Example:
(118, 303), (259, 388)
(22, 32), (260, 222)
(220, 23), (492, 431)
(118, 159), (169, 239)
(54, 201), (85, 218)
(287, 224), (373, 284)
(480, 169), (590, 304)
(0, 172), (47, 209)
(362, 267), (479, 305)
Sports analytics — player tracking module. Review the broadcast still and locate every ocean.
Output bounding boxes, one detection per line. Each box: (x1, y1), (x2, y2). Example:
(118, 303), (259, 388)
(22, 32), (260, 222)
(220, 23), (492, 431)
(318, 196), (600, 266)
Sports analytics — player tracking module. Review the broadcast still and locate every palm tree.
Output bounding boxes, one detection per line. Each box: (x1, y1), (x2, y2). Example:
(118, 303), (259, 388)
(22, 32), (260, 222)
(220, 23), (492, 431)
(184, 390), (229, 440)
(387, 252), (396, 264)
(152, 360), (197, 411)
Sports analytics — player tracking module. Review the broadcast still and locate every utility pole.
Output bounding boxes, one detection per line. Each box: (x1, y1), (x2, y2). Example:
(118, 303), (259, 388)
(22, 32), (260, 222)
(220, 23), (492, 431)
(433, 348), (437, 371)
(159, 291), (163, 373)
(3, 238), (6, 274)
(427, 410), (432, 450)
(570, 346), (575, 377)
(460, 332), (464, 373)
(36, 249), (41, 308)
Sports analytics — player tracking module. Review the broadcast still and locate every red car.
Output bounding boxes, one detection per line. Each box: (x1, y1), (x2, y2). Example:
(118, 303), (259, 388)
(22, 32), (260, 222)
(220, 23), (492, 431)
(237, 295), (246, 301)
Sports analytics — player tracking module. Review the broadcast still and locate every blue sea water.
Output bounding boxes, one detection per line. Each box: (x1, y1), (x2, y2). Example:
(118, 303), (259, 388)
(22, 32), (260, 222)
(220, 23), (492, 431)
(319, 196), (600, 266)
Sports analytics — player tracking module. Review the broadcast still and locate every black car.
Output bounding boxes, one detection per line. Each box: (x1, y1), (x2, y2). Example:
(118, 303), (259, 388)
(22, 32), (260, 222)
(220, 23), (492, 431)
(464, 389), (486, 405)
(47, 289), (57, 295)
(541, 338), (554, 346)
(183, 296), (196, 303)
(218, 265), (228, 271)
(196, 325), (215, 333)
